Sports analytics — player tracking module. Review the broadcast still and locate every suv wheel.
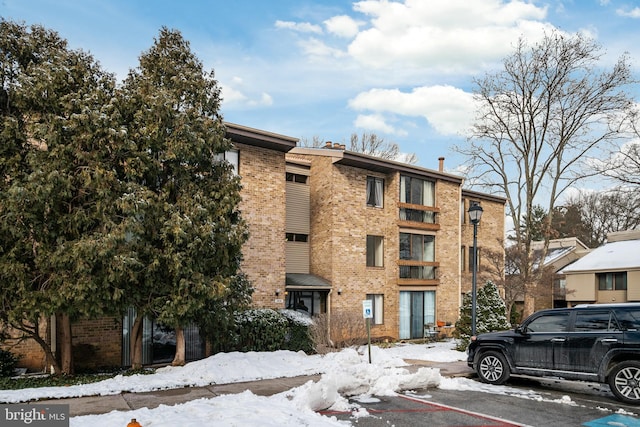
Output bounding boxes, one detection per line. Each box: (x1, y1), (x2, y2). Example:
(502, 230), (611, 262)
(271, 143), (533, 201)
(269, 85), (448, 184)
(609, 361), (640, 404)
(477, 351), (510, 385)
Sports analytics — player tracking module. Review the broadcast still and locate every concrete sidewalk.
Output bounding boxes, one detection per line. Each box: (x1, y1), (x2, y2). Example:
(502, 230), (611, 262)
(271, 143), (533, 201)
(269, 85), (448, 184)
(36, 360), (474, 417)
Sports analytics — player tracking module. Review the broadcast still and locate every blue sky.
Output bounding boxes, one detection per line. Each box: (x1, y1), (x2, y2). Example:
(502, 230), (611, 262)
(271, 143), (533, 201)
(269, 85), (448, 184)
(3, 0), (640, 175)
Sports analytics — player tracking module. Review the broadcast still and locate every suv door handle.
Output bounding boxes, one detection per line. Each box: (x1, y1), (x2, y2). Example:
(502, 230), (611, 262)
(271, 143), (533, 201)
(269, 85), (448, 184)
(601, 338), (618, 343)
(551, 338), (566, 342)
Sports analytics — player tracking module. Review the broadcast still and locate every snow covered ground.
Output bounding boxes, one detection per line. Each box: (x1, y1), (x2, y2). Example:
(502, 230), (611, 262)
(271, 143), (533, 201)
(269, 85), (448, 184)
(0, 340), (636, 426)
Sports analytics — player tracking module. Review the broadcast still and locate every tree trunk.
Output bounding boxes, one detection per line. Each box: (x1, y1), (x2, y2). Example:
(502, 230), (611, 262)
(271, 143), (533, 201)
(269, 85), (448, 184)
(172, 327), (185, 366)
(59, 313), (74, 375)
(523, 283), (536, 319)
(20, 315), (62, 374)
(130, 315), (144, 369)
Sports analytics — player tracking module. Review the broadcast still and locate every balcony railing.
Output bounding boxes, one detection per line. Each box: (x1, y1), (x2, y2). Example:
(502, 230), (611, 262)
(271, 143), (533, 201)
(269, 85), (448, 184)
(398, 203), (440, 230)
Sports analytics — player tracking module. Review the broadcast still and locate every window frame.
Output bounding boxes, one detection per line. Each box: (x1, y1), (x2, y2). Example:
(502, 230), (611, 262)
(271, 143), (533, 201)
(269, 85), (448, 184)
(215, 149), (239, 175)
(366, 235), (384, 267)
(366, 176), (384, 208)
(400, 175), (435, 207)
(598, 272), (627, 291)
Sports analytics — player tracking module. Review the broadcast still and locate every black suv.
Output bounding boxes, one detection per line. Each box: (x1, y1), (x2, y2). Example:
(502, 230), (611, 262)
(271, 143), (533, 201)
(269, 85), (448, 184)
(467, 303), (640, 404)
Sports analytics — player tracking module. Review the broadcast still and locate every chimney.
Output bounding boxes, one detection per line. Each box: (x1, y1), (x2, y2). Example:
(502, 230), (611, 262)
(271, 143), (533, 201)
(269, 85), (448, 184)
(325, 141), (333, 149)
(438, 157), (445, 172)
(333, 142), (341, 149)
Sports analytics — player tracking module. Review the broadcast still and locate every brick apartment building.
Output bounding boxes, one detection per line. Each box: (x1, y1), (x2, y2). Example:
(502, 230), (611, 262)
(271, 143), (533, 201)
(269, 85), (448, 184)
(4, 123), (505, 371)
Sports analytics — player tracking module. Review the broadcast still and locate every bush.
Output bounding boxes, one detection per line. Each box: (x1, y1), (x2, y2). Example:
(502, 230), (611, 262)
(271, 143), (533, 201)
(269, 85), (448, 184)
(280, 309), (314, 354)
(0, 349), (19, 377)
(454, 281), (510, 351)
(235, 309), (288, 352)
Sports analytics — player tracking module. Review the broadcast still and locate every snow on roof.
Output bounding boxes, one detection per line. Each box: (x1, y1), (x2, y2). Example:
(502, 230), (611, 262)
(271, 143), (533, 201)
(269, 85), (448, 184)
(544, 245), (575, 265)
(561, 240), (640, 273)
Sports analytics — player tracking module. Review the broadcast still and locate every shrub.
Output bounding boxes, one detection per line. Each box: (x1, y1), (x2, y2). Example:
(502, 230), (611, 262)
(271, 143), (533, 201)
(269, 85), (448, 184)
(454, 281), (510, 350)
(0, 349), (19, 377)
(235, 309), (288, 352)
(280, 309), (314, 354)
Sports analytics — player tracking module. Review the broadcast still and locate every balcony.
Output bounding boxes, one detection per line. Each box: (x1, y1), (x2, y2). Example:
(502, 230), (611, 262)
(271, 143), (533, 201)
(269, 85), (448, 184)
(398, 203), (440, 231)
(398, 260), (439, 285)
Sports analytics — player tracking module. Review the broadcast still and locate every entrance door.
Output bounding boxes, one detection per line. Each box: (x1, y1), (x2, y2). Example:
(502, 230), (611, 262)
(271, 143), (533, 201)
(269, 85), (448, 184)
(400, 291), (435, 339)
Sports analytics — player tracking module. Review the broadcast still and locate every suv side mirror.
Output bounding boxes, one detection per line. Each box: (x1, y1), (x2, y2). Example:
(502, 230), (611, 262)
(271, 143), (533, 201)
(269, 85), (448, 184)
(515, 326), (526, 334)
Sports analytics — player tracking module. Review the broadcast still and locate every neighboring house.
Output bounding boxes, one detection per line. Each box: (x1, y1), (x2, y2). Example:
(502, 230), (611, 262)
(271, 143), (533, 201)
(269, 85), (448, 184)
(534, 237), (591, 308)
(4, 123), (506, 371)
(505, 238), (591, 318)
(563, 230), (640, 305)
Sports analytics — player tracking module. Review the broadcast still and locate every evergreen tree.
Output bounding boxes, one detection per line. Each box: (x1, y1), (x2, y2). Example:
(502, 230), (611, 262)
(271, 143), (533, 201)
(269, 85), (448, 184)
(454, 281), (510, 350)
(0, 20), (123, 374)
(116, 28), (248, 367)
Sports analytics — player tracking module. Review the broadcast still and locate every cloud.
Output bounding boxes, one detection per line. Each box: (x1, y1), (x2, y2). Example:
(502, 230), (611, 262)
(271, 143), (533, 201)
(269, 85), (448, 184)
(221, 85), (247, 104)
(299, 38), (347, 58)
(221, 80), (273, 108)
(324, 15), (362, 38)
(345, 0), (551, 70)
(354, 114), (408, 136)
(349, 85), (477, 136)
(616, 7), (640, 18)
(275, 20), (323, 34)
(249, 92), (274, 107)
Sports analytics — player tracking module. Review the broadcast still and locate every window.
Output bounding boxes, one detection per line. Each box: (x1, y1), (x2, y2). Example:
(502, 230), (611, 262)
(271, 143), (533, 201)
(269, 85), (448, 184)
(400, 233), (435, 261)
(366, 235), (384, 267)
(215, 149), (239, 174)
(286, 233), (308, 242)
(366, 294), (384, 325)
(598, 272), (627, 291)
(399, 291), (435, 339)
(468, 246), (481, 271)
(399, 176), (436, 223)
(400, 233), (435, 279)
(460, 246), (466, 273)
(366, 176), (384, 208)
(525, 313), (569, 333)
(286, 172), (308, 184)
(574, 311), (618, 332)
(400, 176), (435, 206)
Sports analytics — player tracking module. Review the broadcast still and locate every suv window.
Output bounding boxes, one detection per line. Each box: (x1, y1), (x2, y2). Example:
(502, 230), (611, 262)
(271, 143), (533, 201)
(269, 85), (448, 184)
(525, 313), (569, 332)
(614, 309), (640, 331)
(574, 310), (618, 331)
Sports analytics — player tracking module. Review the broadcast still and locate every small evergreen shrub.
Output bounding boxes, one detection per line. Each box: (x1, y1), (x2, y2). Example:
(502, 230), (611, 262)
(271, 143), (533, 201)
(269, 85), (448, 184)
(280, 309), (314, 354)
(454, 281), (511, 351)
(235, 309), (288, 352)
(0, 349), (19, 377)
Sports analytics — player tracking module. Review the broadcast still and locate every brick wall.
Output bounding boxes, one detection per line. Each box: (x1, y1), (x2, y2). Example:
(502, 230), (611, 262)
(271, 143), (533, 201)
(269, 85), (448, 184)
(1, 320), (49, 372)
(71, 317), (122, 370)
(434, 181), (463, 324)
(461, 196), (506, 298)
(237, 143), (287, 309)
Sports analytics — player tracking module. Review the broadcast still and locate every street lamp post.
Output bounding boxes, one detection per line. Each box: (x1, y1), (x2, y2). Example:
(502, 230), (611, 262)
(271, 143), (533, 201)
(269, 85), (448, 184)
(468, 203), (484, 337)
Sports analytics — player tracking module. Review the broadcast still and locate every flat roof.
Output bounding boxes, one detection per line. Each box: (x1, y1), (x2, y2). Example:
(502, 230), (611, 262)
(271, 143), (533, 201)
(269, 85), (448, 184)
(225, 122), (298, 153)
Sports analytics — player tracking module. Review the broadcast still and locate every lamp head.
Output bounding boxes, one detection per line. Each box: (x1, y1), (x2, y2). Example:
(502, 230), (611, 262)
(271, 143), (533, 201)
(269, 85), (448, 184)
(468, 203), (483, 224)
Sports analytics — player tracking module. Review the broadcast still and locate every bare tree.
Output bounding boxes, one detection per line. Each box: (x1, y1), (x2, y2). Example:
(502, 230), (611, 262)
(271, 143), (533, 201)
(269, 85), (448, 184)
(558, 189), (640, 246)
(455, 30), (635, 317)
(349, 132), (418, 164)
(300, 132), (418, 164)
(595, 110), (640, 186)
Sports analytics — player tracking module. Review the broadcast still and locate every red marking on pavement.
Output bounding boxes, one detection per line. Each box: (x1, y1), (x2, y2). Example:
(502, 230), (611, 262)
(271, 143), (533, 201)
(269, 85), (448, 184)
(319, 394), (523, 427)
